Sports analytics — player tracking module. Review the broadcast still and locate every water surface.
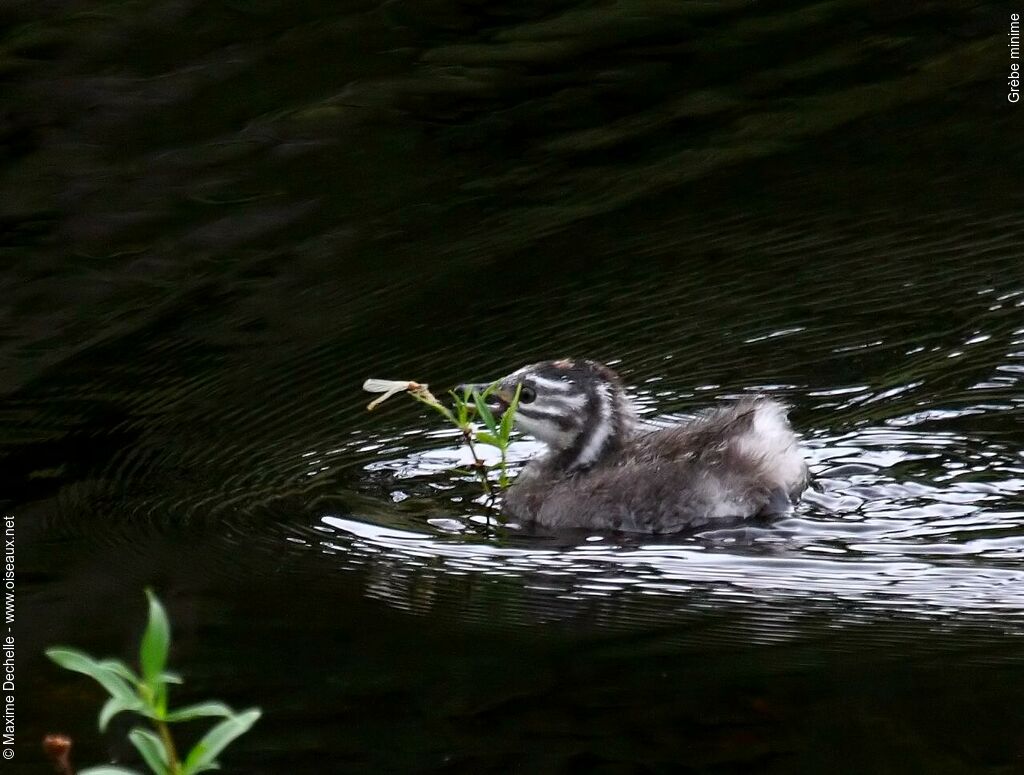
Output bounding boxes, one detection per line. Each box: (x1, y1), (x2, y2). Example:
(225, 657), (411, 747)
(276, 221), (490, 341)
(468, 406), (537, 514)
(6, 1), (1024, 772)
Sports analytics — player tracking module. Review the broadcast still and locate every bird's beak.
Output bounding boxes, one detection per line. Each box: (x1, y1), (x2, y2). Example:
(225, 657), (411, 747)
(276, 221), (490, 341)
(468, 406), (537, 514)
(456, 381), (513, 419)
(455, 382), (492, 395)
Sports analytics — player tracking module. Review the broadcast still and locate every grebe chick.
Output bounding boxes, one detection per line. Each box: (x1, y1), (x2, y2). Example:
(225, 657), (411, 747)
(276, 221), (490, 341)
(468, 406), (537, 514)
(464, 359), (808, 533)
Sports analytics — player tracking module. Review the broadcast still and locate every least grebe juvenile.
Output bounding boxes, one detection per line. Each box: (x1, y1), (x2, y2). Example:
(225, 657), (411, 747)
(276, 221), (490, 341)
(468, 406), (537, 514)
(466, 359), (808, 533)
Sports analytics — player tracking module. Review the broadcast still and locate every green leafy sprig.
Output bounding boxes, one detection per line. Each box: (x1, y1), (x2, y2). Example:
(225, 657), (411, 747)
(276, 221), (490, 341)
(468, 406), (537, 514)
(46, 590), (260, 775)
(363, 378), (522, 498)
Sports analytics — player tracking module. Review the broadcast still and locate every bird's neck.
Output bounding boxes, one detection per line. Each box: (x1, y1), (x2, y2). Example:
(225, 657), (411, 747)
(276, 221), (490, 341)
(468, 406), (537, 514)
(556, 385), (636, 473)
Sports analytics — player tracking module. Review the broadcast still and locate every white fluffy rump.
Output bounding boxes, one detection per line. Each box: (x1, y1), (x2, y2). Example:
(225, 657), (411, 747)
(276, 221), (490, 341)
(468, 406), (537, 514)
(733, 400), (805, 492)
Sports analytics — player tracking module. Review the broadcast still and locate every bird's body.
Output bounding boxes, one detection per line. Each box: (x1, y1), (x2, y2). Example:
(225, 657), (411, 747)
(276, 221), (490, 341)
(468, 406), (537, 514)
(469, 359), (807, 533)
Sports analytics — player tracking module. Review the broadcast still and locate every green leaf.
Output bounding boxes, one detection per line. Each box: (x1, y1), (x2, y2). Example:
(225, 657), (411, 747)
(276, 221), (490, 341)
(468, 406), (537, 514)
(46, 646), (104, 674)
(459, 402), (472, 426)
(99, 695), (145, 731)
(140, 590), (171, 687)
(472, 393), (498, 435)
(182, 709), (261, 775)
(128, 727), (170, 775)
(448, 390), (470, 426)
(160, 671), (184, 685)
(99, 659), (141, 684)
(498, 383), (522, 444)
(164, 702), (235, 723)
(474, 432), (500, 447)
(46, 648), (139, 705)
(80, 767), (147, 775)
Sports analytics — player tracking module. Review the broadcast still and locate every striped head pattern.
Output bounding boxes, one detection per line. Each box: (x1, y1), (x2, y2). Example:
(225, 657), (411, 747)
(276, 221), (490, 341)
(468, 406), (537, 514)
(485, 359), (637, 472)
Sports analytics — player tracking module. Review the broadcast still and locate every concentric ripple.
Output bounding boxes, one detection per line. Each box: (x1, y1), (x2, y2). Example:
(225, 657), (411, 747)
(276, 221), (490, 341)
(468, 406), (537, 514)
(22, 206), (1022, 641)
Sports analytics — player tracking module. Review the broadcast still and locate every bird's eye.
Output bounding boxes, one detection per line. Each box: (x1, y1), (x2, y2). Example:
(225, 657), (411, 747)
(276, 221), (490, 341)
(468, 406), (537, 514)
(519, 385), (536, 404)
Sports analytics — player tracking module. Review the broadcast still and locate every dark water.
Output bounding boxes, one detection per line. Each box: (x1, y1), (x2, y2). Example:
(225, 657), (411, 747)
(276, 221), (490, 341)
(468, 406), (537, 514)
(5, 1), (1024, 773)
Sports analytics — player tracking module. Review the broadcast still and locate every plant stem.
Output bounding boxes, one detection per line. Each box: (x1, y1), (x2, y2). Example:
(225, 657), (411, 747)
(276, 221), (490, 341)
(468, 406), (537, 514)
(398, 382), (513, 520)
(155, 720), (182, 775)
(460, 429), (492, 497)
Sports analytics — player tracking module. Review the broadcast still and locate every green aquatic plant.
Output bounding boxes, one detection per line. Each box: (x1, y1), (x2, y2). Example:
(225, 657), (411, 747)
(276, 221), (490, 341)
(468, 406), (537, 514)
(363, 378), (522, 498)
(45, 590), (260, 775)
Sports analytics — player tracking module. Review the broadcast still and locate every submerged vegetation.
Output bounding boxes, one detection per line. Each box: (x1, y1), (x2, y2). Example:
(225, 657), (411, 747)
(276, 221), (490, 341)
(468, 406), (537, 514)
(45, 590), (260, 775)
(363, 378), (522, 505)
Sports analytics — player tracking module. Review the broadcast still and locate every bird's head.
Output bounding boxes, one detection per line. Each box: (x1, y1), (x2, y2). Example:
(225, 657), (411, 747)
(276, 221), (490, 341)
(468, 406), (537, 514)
(461, 359), (636, 471)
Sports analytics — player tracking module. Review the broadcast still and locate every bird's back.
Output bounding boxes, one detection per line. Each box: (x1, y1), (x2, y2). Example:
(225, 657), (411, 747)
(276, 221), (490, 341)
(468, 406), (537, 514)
(505, 399), (807, 533)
